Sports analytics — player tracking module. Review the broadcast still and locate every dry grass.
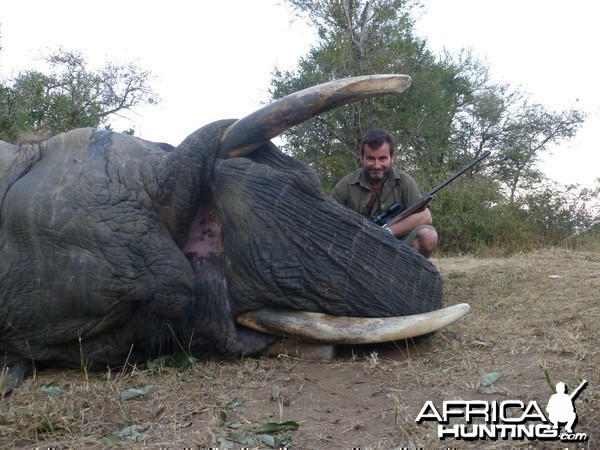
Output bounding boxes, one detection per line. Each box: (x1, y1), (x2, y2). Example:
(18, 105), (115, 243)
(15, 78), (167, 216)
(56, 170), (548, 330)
(1, 249), (598, 448)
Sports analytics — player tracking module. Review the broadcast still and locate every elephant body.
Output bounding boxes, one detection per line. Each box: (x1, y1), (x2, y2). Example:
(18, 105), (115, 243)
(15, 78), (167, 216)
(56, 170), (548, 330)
(0, 76), (443, 391)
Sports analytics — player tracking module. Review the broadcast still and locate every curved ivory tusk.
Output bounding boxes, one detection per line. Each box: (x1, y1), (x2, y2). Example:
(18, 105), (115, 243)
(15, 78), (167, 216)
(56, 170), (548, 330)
(235, 303), (470, 344)
(220, 74), (411, 159)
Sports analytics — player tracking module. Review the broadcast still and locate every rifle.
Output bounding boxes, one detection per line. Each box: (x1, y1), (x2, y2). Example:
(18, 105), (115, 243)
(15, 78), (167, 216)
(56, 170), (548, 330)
(569, 379), (587, 400)
(371, 151), (491, 228)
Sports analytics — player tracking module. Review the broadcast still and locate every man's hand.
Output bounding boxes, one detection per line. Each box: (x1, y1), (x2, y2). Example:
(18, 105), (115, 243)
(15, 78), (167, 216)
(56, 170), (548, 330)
(386, 208), (432, 238)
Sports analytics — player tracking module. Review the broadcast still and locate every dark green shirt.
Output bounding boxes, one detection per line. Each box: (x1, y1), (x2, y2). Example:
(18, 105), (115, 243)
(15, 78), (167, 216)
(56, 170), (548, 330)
(331, 167), (422, 219)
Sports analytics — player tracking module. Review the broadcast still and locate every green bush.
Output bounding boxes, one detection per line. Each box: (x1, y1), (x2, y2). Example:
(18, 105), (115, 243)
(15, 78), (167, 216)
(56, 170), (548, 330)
(432, 178), (599, 255)
(431, 177), (503, 254)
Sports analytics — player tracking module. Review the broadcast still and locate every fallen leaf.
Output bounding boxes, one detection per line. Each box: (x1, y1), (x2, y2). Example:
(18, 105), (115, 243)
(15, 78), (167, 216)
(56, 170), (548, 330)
(479, 372), (501, 387)
(120, 385), (155, 401)
(40, 381), (65, 396)
(259, 421), (300, 433)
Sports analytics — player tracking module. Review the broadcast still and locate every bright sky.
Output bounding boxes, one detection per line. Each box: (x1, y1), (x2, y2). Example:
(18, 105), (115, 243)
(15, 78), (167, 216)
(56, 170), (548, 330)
(1, 0), (598, 188)
(416, 0), (599, 189)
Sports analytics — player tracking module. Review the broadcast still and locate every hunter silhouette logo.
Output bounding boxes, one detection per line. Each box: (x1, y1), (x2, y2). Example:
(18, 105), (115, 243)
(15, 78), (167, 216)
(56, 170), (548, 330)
(546, 380), (587, 434)
(416, 379), (589, 442)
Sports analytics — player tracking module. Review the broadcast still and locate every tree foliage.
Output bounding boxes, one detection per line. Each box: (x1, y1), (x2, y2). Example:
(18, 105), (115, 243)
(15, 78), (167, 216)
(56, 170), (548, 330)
(0, 49), (159, 142)
(270, 0), (595, 253)
(271, 0), (473, 190)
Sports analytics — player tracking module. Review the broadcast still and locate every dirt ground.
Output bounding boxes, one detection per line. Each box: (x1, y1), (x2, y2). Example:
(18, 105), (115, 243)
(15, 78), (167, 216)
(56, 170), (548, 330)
(1, 248), (598, 449)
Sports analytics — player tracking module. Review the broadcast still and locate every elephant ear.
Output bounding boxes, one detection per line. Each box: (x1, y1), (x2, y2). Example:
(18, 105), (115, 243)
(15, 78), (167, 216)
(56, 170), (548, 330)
(238, 141), (323, 198)
(243, 140), (308, 171)
(0, 141), (43, 207)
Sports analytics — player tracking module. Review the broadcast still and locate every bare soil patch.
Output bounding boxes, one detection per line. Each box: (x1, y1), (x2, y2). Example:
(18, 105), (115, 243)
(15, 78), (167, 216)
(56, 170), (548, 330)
(1, 249), (598, 448)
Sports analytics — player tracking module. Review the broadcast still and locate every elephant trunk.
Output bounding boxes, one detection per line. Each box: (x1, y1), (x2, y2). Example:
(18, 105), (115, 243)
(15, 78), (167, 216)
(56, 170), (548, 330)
(213, 158), (444, 320)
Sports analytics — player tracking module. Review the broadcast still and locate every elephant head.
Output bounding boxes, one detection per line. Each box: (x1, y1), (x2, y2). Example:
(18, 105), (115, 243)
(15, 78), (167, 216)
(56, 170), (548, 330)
(0, 75), (448, 392)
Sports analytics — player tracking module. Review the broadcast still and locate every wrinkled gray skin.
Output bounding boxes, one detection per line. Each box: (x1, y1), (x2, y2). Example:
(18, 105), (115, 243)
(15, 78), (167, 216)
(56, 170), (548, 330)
(0, 101), (443, 392)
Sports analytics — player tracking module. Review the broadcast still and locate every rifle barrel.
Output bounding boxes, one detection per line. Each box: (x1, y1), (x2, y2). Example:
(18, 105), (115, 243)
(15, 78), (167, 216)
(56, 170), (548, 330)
(426, 151), (491, 197)
(379, 150), (491, 228)
(569, 379), (588, 400)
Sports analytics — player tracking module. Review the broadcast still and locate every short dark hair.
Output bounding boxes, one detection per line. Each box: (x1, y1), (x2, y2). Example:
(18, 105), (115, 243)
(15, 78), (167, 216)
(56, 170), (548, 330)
(361, 129), (395, 156)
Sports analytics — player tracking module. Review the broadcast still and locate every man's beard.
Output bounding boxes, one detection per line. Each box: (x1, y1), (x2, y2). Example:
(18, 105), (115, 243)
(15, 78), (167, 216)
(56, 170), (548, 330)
(366, 168), (390, 182)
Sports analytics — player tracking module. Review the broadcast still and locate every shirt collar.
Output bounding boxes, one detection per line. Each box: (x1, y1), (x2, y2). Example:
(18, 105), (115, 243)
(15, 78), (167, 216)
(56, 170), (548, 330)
(350, 167), (401, 189)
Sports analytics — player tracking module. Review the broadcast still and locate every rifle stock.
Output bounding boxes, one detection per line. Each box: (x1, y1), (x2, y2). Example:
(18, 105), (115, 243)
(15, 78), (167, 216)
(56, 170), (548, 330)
(382, 195), (432, 229)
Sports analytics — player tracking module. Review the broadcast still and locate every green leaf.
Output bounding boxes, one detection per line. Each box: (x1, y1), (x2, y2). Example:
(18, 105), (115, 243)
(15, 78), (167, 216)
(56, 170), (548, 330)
(257, 432), (293, 447)
(173, 353), (198, 371)
(38, 415), (54, 431)
(219, 409), (228, 427)
(228, 432), (256, 445)
(146, 355), (171, 370)
(259, 420), (300, 433)
(40, 381), (65, 396)
(217, 434), (235, 448)
(120, 385), (155, 401)
(257, 434), (278, 447)
(479, 372), (501, 387)
(223, 397), (243, 409)
(115, 423), (152, 441)
(102, 435), (121, 444)
(544, 369), (555, 391)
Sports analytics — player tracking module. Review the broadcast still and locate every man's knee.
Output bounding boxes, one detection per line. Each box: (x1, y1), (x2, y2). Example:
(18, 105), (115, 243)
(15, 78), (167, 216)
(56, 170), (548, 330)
(413, 227), (438, 258)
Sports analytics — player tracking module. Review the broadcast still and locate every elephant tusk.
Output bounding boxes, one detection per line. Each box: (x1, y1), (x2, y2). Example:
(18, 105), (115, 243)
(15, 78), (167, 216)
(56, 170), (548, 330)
(235, 303), (470, 344)
(220, 74), (411, 159)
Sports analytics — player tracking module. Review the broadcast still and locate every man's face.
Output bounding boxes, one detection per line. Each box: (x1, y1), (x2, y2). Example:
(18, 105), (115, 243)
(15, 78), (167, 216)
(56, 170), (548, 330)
(360, 143), (393, 182)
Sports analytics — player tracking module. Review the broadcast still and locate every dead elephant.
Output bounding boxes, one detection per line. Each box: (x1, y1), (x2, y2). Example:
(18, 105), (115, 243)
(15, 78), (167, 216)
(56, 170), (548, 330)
(0, 75), (457, 393)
